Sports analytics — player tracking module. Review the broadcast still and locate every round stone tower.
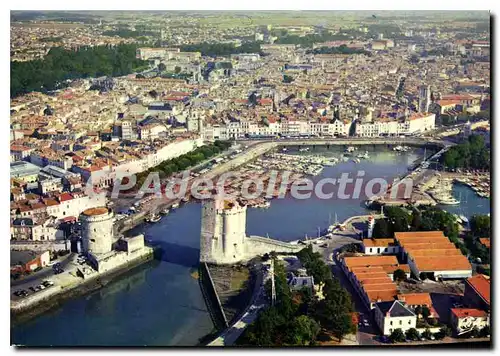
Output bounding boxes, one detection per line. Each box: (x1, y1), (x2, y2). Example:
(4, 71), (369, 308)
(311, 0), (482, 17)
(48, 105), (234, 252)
(200, 198), (247, 264)
(80, 207), (114, 255)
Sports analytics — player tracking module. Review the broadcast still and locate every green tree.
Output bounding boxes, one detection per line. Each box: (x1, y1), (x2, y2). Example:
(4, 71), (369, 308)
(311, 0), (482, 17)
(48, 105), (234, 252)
(389, 328), (406, 343)
(470, 326), (480, 338)
(405, 328), (420, 341)
(158, 63), (166, 72)
(480, 325), (490, 337)
(421, 328), (432, 339)
(421, 306), (431, 319)
(284, 315), (321, 345)
(372, 219), (390, 238)
(470, 215), (491, 237)
(174, 66), (182, 74)
(393, 269), (406, 282)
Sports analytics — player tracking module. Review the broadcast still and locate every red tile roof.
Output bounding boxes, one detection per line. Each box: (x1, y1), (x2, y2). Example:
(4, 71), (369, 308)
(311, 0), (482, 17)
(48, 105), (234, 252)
(451, 308), (488, 319)
(466, 274), (490, 306)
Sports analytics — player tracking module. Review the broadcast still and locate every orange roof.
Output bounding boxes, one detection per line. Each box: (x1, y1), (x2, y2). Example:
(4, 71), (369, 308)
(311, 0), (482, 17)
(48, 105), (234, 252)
(363, 238), (396, 247)
(403, 242), (455, 251)
(359, 277), (394, 285)
(397, 293), (432, 307)
(409, 249), (463, 257)
(82, 207), (109, 216)
(364, 283), (398, 292)
(466, 274), (490, 305)
(479, 238), (490, 248)
(381, 264), (411, 274)
(344, 255), (399, 269)
(412, 255), (471, 272)
(366, 290), (397, 303)
(436, 100), (460, 107)
(451, 308), (488, 319)
(354, 272), (389, 280)
(395, 231), (445, 241)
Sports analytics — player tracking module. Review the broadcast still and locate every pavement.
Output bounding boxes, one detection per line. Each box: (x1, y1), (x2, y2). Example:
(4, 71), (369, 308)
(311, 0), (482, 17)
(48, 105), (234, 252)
(11, 252), (75, 289)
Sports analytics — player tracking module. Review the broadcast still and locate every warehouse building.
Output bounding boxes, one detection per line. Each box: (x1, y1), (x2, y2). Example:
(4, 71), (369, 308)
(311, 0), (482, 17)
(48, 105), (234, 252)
(394, 231), (472, 280)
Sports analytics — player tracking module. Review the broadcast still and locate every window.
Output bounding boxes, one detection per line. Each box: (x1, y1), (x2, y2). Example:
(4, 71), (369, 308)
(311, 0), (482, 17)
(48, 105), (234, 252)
(390, 321), (393, 326)
(399, 320), (402, 325)
(408, 320), (411, 324)
(389, 328), (392, 333)
(377, 248), (381, 253)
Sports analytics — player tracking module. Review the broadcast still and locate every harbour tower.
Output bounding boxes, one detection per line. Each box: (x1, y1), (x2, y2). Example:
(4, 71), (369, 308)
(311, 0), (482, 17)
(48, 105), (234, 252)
(80, 207), (114, 255)
(200, 198), (247, 265)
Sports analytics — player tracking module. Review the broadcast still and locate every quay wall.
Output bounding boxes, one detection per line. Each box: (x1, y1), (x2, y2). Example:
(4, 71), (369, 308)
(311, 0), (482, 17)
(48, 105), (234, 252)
(11, 247), (154, 321)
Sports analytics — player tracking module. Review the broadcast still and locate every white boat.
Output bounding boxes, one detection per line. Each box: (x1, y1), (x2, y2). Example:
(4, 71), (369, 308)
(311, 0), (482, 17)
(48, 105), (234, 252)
(149, 214), (162, 223)
(345, 146), (356, 153)
(281, 147), (288, 152)
(357, 151), (370, 159)
(160, 208), (170, 215)
(393, 145), (403, 151)
(171, 202), (180, 209)
(299, 147), (310, 152)
(352, 158), (361, 163)
(459, 215), (469, 224)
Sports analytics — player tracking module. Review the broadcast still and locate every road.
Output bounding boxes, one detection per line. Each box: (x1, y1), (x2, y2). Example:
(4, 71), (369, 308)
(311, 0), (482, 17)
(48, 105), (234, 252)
(11, 253), (75, 289)
(208, 262), (267, 346)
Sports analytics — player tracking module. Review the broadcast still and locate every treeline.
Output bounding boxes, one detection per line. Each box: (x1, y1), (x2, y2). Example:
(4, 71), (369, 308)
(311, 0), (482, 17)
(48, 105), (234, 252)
(441, 134), (490, 171)
(464, 214), (490, 265)
(40, 36), (63, 43)
(306, 45), (370, 55)
(373, 205), (459, 241)
(134, 140), (232, 189)
(103, 30), (158, 38)
(274, 32), (350, 47)
(180, 41), (262, 57)
(237, 247), (355, 346)
(372, 205), (491, 269)
(11, 44), (147, 98)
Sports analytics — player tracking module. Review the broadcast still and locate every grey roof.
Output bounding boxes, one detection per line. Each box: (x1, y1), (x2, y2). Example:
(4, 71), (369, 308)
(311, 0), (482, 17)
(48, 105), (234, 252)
(376, 300), (415, 318)
(10, 161), (41, 178)
(11, 250), (38, 266)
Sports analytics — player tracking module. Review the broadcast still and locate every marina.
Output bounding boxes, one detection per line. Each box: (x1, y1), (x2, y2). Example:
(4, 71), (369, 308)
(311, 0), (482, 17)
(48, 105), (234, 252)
(11, 148), (489, 346)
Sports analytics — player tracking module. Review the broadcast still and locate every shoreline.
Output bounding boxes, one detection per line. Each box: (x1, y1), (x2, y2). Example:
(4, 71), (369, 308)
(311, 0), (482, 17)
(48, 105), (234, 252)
(11, 248), (155, 326)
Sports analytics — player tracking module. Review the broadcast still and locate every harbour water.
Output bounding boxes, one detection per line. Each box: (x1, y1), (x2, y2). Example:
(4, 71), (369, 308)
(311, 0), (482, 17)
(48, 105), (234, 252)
(11, 148), (490, 346)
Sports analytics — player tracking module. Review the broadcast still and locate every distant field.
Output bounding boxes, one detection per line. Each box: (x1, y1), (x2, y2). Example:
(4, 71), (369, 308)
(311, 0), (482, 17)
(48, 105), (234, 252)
(11, 22), (87, 29)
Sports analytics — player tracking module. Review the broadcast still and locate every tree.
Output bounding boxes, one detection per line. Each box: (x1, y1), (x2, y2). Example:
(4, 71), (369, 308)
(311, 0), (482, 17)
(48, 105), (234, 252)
(393, 269), (406, 282)
(372, 219), (390, 238)
(415, 306), (423, 317)
(421, 306), (431, 320)
(389, 328), (405, 343)
(174, 66), (182, 74)
(421, 328), (432, 339)
(440, 326), (452, 337)
(480, 325), (490, 337)
(283, 75), (294, 83)
(470, 215), (491, 237)
(470, 326), (480, 338)
(284, 315), (321, 345)
(384, 206), (411, 233)
(158, 63), (166, 72)
(405, 328), (420, 341)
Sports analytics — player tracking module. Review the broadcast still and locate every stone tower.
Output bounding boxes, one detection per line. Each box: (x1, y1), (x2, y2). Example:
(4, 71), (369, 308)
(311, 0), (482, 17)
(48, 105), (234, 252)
(200, 198), (247, 264)
(80, 207), (114, 255)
